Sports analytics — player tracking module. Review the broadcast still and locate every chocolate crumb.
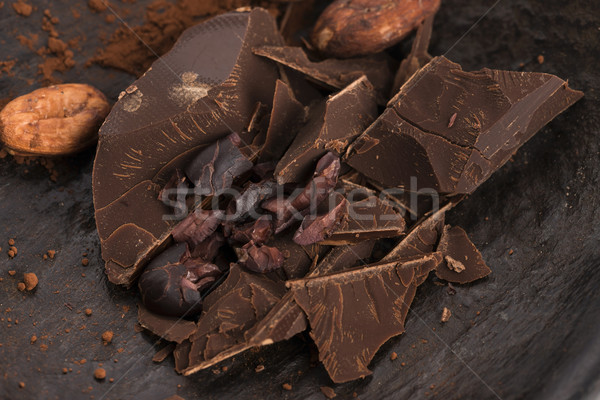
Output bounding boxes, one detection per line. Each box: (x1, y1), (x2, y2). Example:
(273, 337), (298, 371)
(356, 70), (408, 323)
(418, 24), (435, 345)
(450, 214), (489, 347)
(445, 255), (465, 273)
(23, 273), (38, 290)
(85, 308), (93, 316)
(441, 307), (451, 323)
(17, 282), (25, 291)
(7, 270), (15, 276)
(282, 383), (292, 391)
(255, 365), (265, 373)
(62, 368), (68, 374)
(101, 330), (114, 344)
(81, 258), (89, 266)
(508, 249), (514, 255)
(390, 352), (398, 361)
(320, 386), (336, 399)
(8, 239), (15, 246)
(18, 381), (25, 388)
(537, 55), (545, 64)
(88, 0), (108, 12)
(94, 368), (106, 380)
(30, 335), (37, 344)
(47, 250), (56, 259)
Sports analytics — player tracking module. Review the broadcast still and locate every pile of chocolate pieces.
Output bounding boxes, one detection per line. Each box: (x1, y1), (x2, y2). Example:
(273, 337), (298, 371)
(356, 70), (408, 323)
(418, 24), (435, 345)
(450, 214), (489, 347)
(92, 8), (582, 383)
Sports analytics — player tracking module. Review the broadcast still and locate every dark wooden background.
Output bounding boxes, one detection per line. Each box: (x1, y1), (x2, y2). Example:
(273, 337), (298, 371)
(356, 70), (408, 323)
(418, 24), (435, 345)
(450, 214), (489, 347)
(1, 0), (598, 399)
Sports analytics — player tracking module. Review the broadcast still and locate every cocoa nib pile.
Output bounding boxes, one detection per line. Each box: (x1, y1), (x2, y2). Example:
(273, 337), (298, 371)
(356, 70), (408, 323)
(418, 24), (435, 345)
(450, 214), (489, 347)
(92, 5), (582, 384)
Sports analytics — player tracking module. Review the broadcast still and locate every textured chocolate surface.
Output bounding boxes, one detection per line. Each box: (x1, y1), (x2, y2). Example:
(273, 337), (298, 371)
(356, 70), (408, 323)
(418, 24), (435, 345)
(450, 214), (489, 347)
(93, 8), (282, 285)
(345, 56), (584, 194)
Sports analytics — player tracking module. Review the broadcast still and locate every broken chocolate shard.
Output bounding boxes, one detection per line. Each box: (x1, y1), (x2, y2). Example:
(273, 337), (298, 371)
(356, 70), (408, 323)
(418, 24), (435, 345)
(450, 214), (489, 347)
(321, 196), (406, 245)
(392, 14), (435, 94)
(94, 8), (283, 286)
(383, 201), (455, 261)
(152, 343), (176, 363)
(345, 56), (583, 194)
(435, 225), (491, 284)
(288, 253), (442, 383)
(138, 304), (197, 344)
(254, 45), (396, 103)
(258, 79), (307, 163)
(179, 265), (286, 375)
(275, 76), (377, 185)
(185, 133), (253, 197)
(246, 241), (375, 347)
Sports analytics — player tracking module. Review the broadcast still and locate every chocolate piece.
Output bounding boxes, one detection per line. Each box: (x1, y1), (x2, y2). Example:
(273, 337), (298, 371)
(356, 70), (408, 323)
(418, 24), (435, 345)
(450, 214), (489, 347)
(258, 79), (307, 163)
(382, 201), (455, 261)
(230, 216), (274, 245)
(137, 304), (197, 344)
(345, 56), (583, 194)
(392, 14), (434, 94)
(178, 264), (286, 375)
(185, 133), (253, 196)
(94, 9), (283, 285)
(228, 181), (278, 223)
(289, 253), (442, 383)
(275, 76), (377, 184)
(265, 229), (314, 280)
(321, 196), (406, 245)
(435, 225), (491, 284)
(246, 241), (375, 347)
(152, 343), (176, 363)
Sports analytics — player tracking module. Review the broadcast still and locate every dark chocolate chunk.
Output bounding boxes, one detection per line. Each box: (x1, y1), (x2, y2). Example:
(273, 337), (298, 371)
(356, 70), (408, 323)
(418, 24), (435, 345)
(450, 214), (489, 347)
(345, 56), (583, 194)
(382, 201), (455, 261)
(258, 79), (307, 163)
(288, 253), (442, 383)
(392, 14), (434, 94)
(137, 304), (197, 344)
(254, 45), (395, 103)
(185, 133), (253, 197)
(228, 181), (278, 223)
(321, 196), (406, 245)
(152, 343), (176, 363)
(435, 225), (491, 283)
(265, 229), (314, 280)
(274, 77), (377, 184)
(93, 9), (283, 285)
(178, 265), (286, 375)
(246, 241), (375, 347)
(230, 216), (274, 245)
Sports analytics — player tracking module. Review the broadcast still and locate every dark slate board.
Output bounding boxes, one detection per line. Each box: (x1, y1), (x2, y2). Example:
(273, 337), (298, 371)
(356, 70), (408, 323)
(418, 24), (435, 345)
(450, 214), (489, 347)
(1, 0), (599, 399)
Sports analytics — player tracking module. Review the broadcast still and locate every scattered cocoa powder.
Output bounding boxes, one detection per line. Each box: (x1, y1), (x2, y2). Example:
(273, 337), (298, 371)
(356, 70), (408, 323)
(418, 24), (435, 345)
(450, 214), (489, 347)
(105, 14), (116, 23)
(282, 383), (292, 391)
(0, 60), (16, 77)
(47, 250), (56, 259)
(101, 330), (114, 344)
(12, 0), (32, 17)
(23, 273), (38, 290)
(90, 0), (275, 77)
(17, 282), (26, 291)
(94, 368), (106, 380)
